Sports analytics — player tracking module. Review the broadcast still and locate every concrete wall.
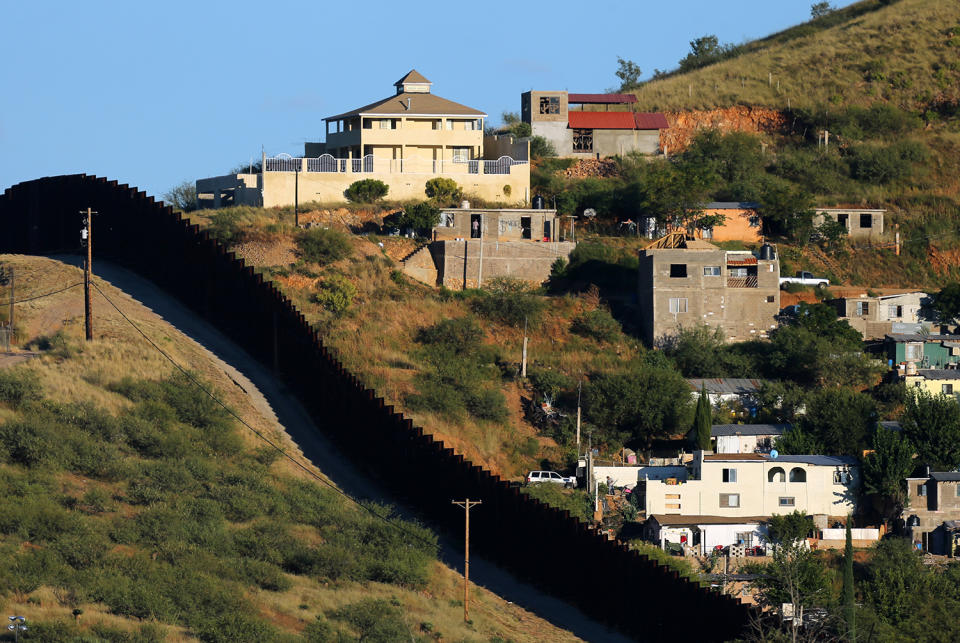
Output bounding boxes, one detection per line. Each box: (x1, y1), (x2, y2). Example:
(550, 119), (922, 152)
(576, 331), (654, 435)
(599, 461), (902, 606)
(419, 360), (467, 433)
(434, 239), (575, 289)
(435, 209), (559, 242)
(638, 248), (780, 345)
(254, 166), (529, 208)
(530, 122), (659, 158)
(484, 134), (529, 161)
(814, 209), (885, 240)
(700, 524), (768, 554)
(325, 116), (483, 160)
(716, 434), (777, 454)
(699, 209), (762, 243)
(594, 465), (688, 488)
(903, 374), (960, 400)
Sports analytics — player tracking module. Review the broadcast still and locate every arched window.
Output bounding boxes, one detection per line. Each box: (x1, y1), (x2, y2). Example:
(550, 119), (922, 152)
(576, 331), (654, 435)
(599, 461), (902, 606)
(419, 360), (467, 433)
(768, 467), (785, 483)
(790, 467), (807, 483)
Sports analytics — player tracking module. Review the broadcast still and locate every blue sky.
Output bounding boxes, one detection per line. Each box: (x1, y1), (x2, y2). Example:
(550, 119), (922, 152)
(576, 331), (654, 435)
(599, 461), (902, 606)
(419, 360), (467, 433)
(0, 1), (857, 200)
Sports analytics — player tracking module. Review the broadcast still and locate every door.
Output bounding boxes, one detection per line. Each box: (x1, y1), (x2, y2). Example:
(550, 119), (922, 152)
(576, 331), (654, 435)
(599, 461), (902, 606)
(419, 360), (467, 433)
(521, 216), (532, 239)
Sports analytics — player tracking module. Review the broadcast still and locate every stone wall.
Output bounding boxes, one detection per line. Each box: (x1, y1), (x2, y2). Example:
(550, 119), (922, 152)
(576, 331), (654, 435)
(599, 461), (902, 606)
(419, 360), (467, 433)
(434, 240), (575, 290)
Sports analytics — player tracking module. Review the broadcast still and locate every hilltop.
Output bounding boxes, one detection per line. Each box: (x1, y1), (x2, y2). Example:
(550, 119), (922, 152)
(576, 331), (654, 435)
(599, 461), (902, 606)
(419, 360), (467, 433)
(0, 254), (581, 642)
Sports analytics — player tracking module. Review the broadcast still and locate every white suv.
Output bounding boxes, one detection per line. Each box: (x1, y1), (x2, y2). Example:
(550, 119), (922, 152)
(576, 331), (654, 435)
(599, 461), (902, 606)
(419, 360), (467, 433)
(526, 470), (577, 488)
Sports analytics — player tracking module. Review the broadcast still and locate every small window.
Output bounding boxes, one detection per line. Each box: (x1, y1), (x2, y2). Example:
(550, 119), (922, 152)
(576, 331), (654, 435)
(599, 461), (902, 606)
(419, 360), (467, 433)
(944, 384), (954, 395)
(779, 497), (796, 507)
(905, 343), (923, 361)
(889, 304), (903, 318)
(704, 266), (721, 276)
(445, 119), (454, 130)
(452, 147), (470, 163)
(668, 298), (688, 314)
(379, 119), (392, 129)
(670, 264), (688, 278)
(539, 96), (560, 114)
(860, 213), (872, 228)
(918, 483), (927, 497)
(748, 215), (760, 228)
(766, 295), (775, 303)
(856, 301), (870, 316)
(701, 227), (713, 239)
(789, 467), (807, 483)
(728, 267), (748, 278)
(573, 128), (593, 152)
(955, 485), (960, 497)
(834, 471), (850, 484)
(722, 468), (737, 483)
(769, 467), (785, 483)
(719, 493), (740, 508)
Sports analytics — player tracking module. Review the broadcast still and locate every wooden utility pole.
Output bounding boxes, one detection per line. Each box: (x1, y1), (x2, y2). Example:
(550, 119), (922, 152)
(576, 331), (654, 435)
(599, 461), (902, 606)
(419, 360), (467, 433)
(451, 499), (481, 623)
(520, 317), (528, 378)
(81, 208), (97, 341)
(7, 266), (14, 335)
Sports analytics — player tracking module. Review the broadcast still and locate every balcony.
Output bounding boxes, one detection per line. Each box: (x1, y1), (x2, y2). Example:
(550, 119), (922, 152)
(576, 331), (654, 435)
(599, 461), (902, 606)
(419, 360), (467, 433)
(727, 276), (758, 288)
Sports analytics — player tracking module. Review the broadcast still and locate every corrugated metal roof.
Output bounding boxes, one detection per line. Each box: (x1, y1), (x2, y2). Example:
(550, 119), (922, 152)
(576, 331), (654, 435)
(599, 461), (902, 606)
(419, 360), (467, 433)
(914, 369), (960, 380)
(770, 455), (858, 466)
(649, 514), (768, 526)
(704, 202), (760, 209)
(634, 112), (670, 129)
(726, 257), (758, 266)
(885, 333), (957, 342)
(568, 93), (637, 104)
(931, 472), (960, 482)
(687, 378), (763, 395)
(568, 111), (637, 129)
(711, 424), (791, 437)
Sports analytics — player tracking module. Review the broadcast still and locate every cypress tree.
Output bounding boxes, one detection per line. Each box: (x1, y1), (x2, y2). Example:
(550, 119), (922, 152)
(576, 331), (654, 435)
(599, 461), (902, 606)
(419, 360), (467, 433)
(694, 386), (712, 450)
(843, 517), (856, 641)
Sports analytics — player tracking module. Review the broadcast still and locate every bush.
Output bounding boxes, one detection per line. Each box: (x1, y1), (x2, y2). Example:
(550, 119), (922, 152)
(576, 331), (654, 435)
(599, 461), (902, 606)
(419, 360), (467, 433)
(469, 278), (545, 327)
(530, 136), (557, 159)
(571, 308), (621, 343)
(345, 179), (389, 203)
(296, 228), (352, 265)
(328, 599), (412, 642)
(424, 177), (462, 204)
(389, 202), (440, 235)
(312, 275), (356, 316)
(0, 368), (41, 408)
(521, 484), (593, 523)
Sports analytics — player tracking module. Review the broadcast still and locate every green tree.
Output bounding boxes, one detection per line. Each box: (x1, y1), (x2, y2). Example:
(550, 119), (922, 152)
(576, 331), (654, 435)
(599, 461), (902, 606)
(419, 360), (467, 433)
(393, 202), (440, 235)
(774, 425), (825, 455)
(758, 179), (816, 240)
(162, 180), (197, 212)
(345, 178), (389, 203)
(692, 386), (712, 450)
(424, 177), (462, 204)
(861, 427), (914, 523)
(799, 388), (877, 456)
(615, 57), (642, 91)
(768, 510), (813, 545)
(865, 538), (927, 626)
(296, 228), (352, 265)
(843, 518), (856, 642)
(901, 389), (960, 470)
(811, 2), (834, 19)
(312, 275), (356, 316)
(933, 282), (960, 323)
(530, 136), (556, 160)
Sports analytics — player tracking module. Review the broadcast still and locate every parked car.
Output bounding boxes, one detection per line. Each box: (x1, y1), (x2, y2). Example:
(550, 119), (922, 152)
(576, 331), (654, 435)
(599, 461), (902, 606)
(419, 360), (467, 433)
(779, 271), (829, 288)
(525, 470), (577, 488)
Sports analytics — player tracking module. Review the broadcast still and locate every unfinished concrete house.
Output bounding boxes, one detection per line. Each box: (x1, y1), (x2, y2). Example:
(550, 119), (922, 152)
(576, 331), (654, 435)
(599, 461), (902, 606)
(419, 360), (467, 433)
(814, 207), (885, 240)
(827, 291), (929, 339)
(637, 234), (780, 345)
(401, 206), (575, 289)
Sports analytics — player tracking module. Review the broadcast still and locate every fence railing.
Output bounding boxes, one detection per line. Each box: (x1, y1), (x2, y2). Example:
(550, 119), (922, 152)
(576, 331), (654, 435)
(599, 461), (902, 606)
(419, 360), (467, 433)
(727, 276), (759, 288)
(263, 154), (526, 176)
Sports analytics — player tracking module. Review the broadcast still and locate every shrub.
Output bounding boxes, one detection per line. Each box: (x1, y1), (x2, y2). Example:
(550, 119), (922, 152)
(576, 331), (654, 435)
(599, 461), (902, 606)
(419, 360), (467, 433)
(328, 599), (412, 642)
(571, 308), (621, 343)
(0, 368), (41, 408)
(312, 275), (356, 316)
(424, 177), (463, 204)
(345, 179), (389, 203)
(389, 202), (440, 235)
(296, 228), (352, 265)
(528, 369), (573, 400)
(521, 484), (593, 523)
(469, 278), (545, 327)
(530, 136), (557, 159)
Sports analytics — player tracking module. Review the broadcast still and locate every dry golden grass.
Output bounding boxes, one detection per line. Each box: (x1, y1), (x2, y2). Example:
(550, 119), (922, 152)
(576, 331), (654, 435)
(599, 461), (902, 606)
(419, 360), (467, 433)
(632, 0), (960, 112)
(0, 253), (582, 642)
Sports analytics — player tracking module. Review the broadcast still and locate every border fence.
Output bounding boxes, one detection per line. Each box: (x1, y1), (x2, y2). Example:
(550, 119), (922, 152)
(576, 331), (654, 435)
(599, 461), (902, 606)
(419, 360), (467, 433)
(0, 174), (754, 641)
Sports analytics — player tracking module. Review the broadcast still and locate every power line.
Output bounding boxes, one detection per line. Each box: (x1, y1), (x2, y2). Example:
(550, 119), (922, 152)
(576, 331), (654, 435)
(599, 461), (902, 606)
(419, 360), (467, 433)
(9, 282), (84, 304)
(89, 279), (438, 550)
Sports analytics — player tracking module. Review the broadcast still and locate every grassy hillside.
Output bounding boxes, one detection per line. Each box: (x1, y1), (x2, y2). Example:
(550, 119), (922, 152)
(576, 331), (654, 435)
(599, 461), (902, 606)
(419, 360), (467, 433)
(0, 255), (581, 643)
(632, 0), (960, 113)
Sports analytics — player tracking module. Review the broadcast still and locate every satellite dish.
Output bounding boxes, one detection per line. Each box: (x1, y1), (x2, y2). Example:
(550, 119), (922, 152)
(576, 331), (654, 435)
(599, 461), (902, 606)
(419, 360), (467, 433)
(583, 208), (597, 219)
(770, 449), (779, 459)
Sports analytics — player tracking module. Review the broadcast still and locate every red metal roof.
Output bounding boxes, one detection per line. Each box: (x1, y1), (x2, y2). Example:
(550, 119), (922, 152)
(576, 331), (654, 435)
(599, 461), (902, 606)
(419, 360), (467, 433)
(567, 111), (668, 130)
(568, 93), (637, 104)
(634, 112), (670, 129)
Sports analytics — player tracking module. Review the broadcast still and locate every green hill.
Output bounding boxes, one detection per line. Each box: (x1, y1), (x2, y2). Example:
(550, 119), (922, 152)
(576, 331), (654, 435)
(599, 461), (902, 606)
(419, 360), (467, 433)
(632, 0), (960, 113)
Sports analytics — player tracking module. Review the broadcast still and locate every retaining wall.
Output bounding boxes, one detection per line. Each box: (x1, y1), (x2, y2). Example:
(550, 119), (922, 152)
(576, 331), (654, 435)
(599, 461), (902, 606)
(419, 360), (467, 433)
(0, 174), (753, 641)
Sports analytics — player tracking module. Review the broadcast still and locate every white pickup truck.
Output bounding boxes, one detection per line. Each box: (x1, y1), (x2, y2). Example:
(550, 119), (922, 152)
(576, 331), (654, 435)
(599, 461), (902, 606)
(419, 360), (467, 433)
(779, 271), (830, 288)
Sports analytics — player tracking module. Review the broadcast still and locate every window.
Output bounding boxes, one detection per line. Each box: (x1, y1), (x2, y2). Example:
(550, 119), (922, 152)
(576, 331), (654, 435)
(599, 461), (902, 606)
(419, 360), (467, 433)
(539, 96), (560, 114)
(789, 468), (806, 483)
(668, 298), (688, 314)
(860, 213), (873, 228)
(452, 147), (470, 163)
(573, 129), (593, 152)
(670, 264), (687, 278)
(445, 119), (453, 130)
(701, 227), (713, 239)
(856, 301), (869, 316)
(704, 266), (721, 276)
(768, 467), (786, 483)
(956, 485), (960, 497)
(918, 483), (927, 497)
(719, 493), (740, 508)
(838, 213), (849, 228)
(905, 343), (923, 361)
(736, 532), (754, 547)
(748, 215), (760, 228)
(834, 470), (850, 484)
(889, 304), (903, 318)
(779, 497), (796, 507)
(766, 295), (776, 303)
(722, 468), (737, 483)
(379, 119), (392, 129)
(944, 384), (955, 395)
(728, 267), (748, 278)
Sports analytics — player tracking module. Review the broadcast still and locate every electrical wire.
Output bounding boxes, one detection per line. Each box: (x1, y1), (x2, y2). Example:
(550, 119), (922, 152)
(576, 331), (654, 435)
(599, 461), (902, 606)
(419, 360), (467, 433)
(90, 279), (438, 550)
(7, 282), (84, 304)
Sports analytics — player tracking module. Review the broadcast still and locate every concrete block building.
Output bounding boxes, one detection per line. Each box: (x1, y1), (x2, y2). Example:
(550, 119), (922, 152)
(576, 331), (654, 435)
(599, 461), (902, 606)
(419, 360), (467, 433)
(637, 236), (780, 345)
(827, 291), (929, 339)
(197, 71), (530, 208)
(814, 207), (885, 240)
(905, 468), (960, 555)
(521, 91), (667, 158)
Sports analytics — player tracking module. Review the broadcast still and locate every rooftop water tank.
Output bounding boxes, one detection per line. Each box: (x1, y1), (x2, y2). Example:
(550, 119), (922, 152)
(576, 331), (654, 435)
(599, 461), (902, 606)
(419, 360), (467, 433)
(760, 243), (776, 260)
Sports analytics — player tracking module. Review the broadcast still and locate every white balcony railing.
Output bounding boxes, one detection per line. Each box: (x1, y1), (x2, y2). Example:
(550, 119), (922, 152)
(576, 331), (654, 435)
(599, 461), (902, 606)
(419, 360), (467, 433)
(263, 154), (526, 176)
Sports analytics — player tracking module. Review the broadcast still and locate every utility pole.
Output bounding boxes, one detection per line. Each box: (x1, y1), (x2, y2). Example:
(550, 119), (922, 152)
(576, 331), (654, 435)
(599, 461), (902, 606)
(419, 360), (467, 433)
(576, 378), (582, 456)
(294, 162), (300, 228)
(80, 208), (97, 341)
(7, 267), (13, 336)
(521, 317), (528, 378)
(451, 499), (481, 623)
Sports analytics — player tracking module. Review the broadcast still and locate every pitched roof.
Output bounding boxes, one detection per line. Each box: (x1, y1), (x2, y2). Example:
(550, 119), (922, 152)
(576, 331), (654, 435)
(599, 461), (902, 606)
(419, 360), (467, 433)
(913, 369), (960, 380)
(711, 423), (791, 437)
(703, 453), (767, 461)
(687, 378), (763, 395)
(567, 111), (668, 130)
(395, 69), (430, 85)
(885, 333), (957, 342)
(704, 202), (760, 209)
(325, 92), (485, 120)
(568, 93), (638, 104)
(649, 514), (768, 526)
(703, 453), (858, 466)
(931, 472), (960, 482)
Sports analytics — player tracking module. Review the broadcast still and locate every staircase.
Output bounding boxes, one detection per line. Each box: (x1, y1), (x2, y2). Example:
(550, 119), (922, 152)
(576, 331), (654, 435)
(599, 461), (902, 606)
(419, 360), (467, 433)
(401, 244), (438, 286)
